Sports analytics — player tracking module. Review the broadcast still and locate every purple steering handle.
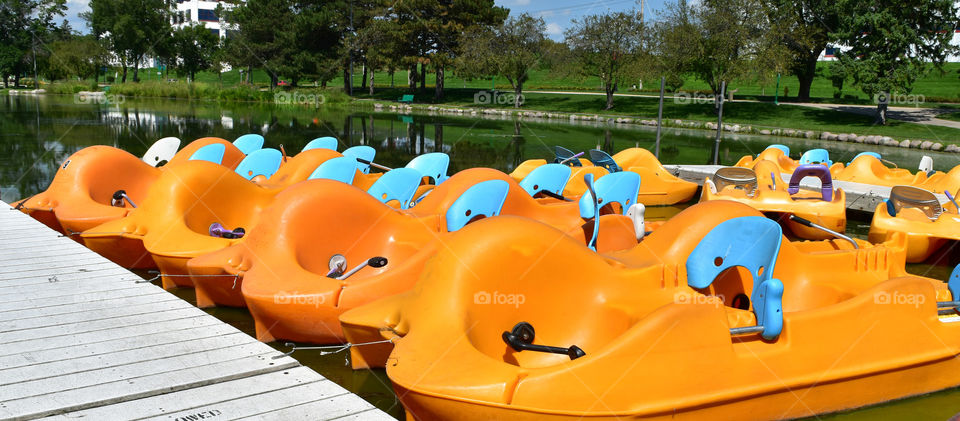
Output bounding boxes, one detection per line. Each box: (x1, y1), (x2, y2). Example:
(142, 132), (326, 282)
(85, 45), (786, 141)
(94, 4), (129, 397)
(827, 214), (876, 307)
(209, 223), (246, 239)
(787, 164), (834, 202)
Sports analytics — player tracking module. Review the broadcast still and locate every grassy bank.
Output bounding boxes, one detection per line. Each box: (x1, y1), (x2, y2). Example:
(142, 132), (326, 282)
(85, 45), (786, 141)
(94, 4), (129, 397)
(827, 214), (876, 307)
(360, 88), (960, 145)
(44, 80), (352, 105)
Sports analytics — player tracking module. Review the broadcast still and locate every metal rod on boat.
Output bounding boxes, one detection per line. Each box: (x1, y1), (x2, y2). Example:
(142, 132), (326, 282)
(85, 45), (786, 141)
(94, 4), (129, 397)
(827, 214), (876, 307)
(788, 215), (858, 249)
(655, 76), (664, 158)
(945, 191), (959, 212)
(337, 257), (388, 280)
(355, 158), (392, 172)
(559, 152), (584, 165)
(730, 326), (765, 335)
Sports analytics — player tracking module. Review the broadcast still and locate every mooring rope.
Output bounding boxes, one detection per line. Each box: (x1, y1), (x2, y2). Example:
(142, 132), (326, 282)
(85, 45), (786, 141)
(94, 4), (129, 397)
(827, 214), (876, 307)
(135, 273), (239, 284)
(274, 338), (397, 359)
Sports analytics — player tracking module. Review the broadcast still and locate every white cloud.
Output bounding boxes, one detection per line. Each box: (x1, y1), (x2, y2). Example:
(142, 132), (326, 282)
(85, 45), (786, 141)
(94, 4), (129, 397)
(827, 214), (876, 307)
(545, 22), (563, 36)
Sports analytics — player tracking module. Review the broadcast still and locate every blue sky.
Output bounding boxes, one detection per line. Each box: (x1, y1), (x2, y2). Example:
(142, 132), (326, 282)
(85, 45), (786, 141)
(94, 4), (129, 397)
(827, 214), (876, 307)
(63, 0), (670, 37)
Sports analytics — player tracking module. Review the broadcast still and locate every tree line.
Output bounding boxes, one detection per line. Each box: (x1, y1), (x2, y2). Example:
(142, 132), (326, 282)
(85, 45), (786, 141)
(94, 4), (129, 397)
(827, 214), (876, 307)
(2, 0), (957, 123)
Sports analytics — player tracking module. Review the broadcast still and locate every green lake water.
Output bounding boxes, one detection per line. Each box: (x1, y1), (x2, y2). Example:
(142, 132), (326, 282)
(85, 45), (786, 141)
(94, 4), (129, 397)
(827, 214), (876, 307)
(2, 94), (959, 420)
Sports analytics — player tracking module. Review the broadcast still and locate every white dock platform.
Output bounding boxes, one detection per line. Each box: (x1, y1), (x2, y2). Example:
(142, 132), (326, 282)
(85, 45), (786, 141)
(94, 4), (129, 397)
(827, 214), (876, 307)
(664, 164), (950, 212)
(0, 201), (395, 421)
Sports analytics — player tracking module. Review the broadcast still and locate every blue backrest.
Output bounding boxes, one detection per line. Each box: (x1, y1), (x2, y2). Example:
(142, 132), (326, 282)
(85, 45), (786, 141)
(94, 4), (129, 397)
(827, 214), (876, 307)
(765, 144), (790, 156)
(343, 146), (376, 174)
(302, 137), (339, 152)
(799, 148), (832, 166)
(849, 152), (881, 165)
(406, 153), (450, 184)
(686, 216), (782, 290)
(233, 134), (265, 155)
(445, 180), (510, 232)
(367, 168), (422, 209)
(308, 156), (357, 184)
(950, 264), (960, 302)
(188, 143), (226, 164)
(687, 216), (784, 340)
(519, 164), (572, 197)
(578, 171), (641, 219)
(554, 146), (582, 167)
(588, 149), (621, 173)
(234, 148), (283, 180)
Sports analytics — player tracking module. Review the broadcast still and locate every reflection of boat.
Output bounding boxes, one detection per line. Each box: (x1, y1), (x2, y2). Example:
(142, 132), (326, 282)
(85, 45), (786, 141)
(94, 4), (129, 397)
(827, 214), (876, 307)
(869, 185), (960, 262)
(187, 168), (642, 344)
(13, 137), (246, 235)
(341, 200), (960, 420)
(700, 160), (846, 240)
(511, 147), (697, 205)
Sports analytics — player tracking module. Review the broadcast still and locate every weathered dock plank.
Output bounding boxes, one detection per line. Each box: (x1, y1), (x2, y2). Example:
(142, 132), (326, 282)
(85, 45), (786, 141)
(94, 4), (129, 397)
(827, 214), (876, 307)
(0, 202), (394, 421)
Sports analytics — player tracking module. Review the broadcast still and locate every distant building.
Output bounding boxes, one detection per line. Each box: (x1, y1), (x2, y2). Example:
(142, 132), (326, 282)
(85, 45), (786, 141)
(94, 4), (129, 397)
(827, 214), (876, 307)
(170, 0), (235, 39)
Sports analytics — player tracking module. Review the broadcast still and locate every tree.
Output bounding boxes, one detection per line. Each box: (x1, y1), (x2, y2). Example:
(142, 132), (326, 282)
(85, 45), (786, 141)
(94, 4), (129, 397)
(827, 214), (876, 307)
(832, 0), (959, 124)
(652, 1), (699, 91)
(84, 0), (172, 82)
(0, 0), (67, 87)
(565, 10), (647, 110)
(44, 35), (110, 81)
(765, 0), (841, 101)
(171, 24), (219, 82)
(457, 13), (547, 107)
(220, 0), (296, 88)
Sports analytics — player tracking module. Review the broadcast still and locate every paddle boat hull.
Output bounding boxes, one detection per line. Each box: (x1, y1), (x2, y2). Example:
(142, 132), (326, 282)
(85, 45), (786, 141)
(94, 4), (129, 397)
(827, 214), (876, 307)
(868, 192), (960, 263)
(343, 201), (958, 420)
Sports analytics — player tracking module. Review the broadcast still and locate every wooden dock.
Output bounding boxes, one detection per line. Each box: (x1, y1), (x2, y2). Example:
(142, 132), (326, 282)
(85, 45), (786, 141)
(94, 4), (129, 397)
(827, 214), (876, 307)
(663, 164), (950, 212)
(0, 201), (395, 420)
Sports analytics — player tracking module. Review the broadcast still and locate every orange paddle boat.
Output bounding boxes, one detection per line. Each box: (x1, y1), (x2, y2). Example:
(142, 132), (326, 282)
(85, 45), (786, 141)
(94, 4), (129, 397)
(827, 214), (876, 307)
(79, 147), (347, 273)
(186, 168), (644, 344)
(340, 200), (960, 420)
(869, 185), (960, 263)
(700, 160), (847, 240)
(831, 153), (960, 194)
(12, 137), (247, 235)
(510, 147), (697, 205)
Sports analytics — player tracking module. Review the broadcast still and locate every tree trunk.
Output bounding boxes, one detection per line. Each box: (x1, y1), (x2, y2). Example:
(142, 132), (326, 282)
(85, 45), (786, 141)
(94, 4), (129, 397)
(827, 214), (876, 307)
(795, 50), (821, 101)
(14, 74), (20, 87)
(514, 81), (523, 108)
(408, 65), (417, 90)
(246, 66), (252, 84)
(435, 66), (444, 101)
(360, 65), (367, 89)
(343, 66), (351, 93)
(270, 72), (278, 90)
(368, 67), (375, 95)
(419, 62), (426, 92)
(132, 57), (140, 82)
(604, 80), (615, 110)
(121, 65), (128, 83)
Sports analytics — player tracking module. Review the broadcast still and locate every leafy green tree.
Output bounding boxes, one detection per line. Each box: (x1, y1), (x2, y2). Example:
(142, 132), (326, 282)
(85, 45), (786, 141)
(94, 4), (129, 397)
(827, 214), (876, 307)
(765, 0), (841, 101)
(832, 0), (959, 124)
(171, 24), (219, 82)
(564, 10), (648, 110)
(0, 0), (67, 87)
(457, 13), (547, 107)
(44, 35), (110, 81)
(83, 0), (172, 82)
(220, 0), (295, 87)
(652, 1), (698, 91)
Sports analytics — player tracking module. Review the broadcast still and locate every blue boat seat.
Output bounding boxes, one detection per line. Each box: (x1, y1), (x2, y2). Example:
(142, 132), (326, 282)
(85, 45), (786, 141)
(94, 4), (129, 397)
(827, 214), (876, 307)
(578, 171), (641, 219)
(554, 146), (582, 167)
(950, 264), (960, 302)
(302, 137), (339, 152)
(189, 143), (227, 164)
(686, 216), (784, 340)
(519, 164), (572, 197)
(849, 152), (881, 165)
(588, 149), (621, 173)
(445, 180), (509, 232)
(233, 134), (265, 155)
(343, 146), (376, 174)
(367, 168), (422, 209)
(308, 157), (358, 184)
(234, 148), (282, 180)
(406, 152), (450, 184)
(799, 148), (832, 166)
(764, 144), (790, 156)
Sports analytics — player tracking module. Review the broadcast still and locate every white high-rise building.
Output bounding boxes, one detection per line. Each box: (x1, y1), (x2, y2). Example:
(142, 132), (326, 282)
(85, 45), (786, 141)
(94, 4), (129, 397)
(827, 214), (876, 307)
(170, 0), (235, 39)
